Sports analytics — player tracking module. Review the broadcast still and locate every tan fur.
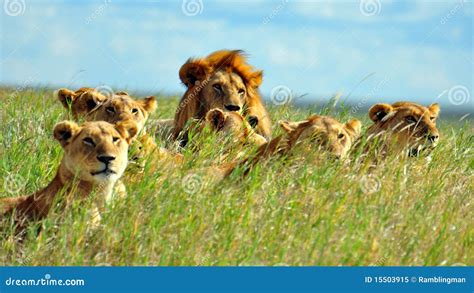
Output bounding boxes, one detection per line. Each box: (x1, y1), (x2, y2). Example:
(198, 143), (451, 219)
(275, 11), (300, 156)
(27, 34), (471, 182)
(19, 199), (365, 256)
(0, 120), (138, 233)
(366, 101), (440, 156)
(56, 87), (159, 169)
(204, 108), (267, 148)
(56, 88), (157, 134)
(223, 115), (362, 177)
(173, 50), (271, 142)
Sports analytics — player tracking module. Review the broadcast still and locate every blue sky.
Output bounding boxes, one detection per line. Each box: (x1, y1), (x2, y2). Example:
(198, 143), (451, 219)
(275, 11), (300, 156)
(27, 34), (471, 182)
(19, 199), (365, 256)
(1, 0), (472, 109)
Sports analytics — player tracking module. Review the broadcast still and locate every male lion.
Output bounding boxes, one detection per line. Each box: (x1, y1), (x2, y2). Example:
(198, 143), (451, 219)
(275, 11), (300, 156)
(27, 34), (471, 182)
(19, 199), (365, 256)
(173, 49), (271, 143)
(0, 120), (138, 233)
(221, 115), (362, 177)
(365, 101), (440, 156)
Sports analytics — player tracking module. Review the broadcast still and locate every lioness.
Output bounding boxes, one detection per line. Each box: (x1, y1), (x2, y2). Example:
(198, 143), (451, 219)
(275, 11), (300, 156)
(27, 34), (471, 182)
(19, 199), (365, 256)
(204, 108), (267, 148)
(56, 87), (162, 168)
(56, 88), (156, 134)
(0, 120), (138, 232)
(222, 115), (362, 177)
(365, 101), (440, 156)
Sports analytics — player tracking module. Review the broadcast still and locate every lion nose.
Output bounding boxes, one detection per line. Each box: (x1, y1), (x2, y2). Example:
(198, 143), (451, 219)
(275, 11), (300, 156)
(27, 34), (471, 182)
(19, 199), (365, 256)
(225, 104), (240, 112)
(97, 155), (115, 164)
(428, 134), (439, 143)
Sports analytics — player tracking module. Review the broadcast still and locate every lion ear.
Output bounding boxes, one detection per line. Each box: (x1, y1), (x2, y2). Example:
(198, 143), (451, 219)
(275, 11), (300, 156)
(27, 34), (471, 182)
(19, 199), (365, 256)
(53, 121), (80, 147)
(82, 91), (108, 111)
(179, 59), (211, 87)
(368, 103), (394, 122)
(140, 96), (157, 113)
(115, 120), (139, 144)
(247, 115), (259, 128)
(248, 70), (263, 88)
(279, 120), (301, 134)
(344, 119), (362, 139)
(56, 88), (77, 109)
(428, 103), (440, 119)
(205, 108), (226, 130)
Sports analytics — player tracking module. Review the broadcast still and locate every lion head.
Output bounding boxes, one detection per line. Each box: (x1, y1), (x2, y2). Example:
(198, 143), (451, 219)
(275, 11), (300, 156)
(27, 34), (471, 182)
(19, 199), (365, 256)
(174, 49), (271, 140)
(366, 101), (440, 156)
(279, 115), (362, 159)
(204, 108), (267, 147)
(56, 88), (157, 134)
(56, 87), (108, 119)
(53, 120), (138, 184)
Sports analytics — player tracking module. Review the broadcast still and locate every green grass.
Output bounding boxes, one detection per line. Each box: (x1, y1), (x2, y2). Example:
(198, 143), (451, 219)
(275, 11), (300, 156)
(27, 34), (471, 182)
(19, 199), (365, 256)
(0, 88), (473, 266)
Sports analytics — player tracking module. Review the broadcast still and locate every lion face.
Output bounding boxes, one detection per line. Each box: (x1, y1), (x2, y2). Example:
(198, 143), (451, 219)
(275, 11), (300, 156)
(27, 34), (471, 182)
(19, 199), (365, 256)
(205, 108), (267, 147)
(53, 120), (138, 184)
(367, 102), (440, 155)
(176, 50), (271, 139)
(279, 115), (362, 159)
(56, 88), (108, 119)
(201, 71), (247, 113)
(57, 88), (157, 134)
(91, 94), (156, 134)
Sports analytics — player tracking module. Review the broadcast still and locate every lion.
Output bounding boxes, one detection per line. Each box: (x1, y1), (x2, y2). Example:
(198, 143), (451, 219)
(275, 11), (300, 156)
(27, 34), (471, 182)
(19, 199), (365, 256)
(221, 115), (362, 177)
(365, 101), (440, 156)
(173, 49), (271, 143)
(203, 108), (267, 148)
(56, 88), (157, 134)
(56, 88), (159, 168)
(0, 120), (138, 233)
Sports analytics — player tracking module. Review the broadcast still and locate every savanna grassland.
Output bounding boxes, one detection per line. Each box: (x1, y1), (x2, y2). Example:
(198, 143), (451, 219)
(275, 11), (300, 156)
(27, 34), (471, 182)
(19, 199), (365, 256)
(0, 88), (472, 266)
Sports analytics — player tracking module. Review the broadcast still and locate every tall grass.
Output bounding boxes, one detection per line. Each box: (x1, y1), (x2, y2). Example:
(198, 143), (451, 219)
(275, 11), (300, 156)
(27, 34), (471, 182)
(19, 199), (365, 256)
(0, 89), (472, 266)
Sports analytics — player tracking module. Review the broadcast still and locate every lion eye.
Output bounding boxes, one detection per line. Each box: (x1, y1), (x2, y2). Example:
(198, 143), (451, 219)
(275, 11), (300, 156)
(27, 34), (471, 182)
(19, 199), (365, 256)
(405, 116), (417, 124)
(132, 108), (139, 115)
(238, 89), (245, 96)
(213, 84), (222, 92)
(112, 137), (120, 143)
(430, 116), (436, 121)
(83, 137), (95, 146)
(106, 107), (115, 114)
(338, 133), (345, 139)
